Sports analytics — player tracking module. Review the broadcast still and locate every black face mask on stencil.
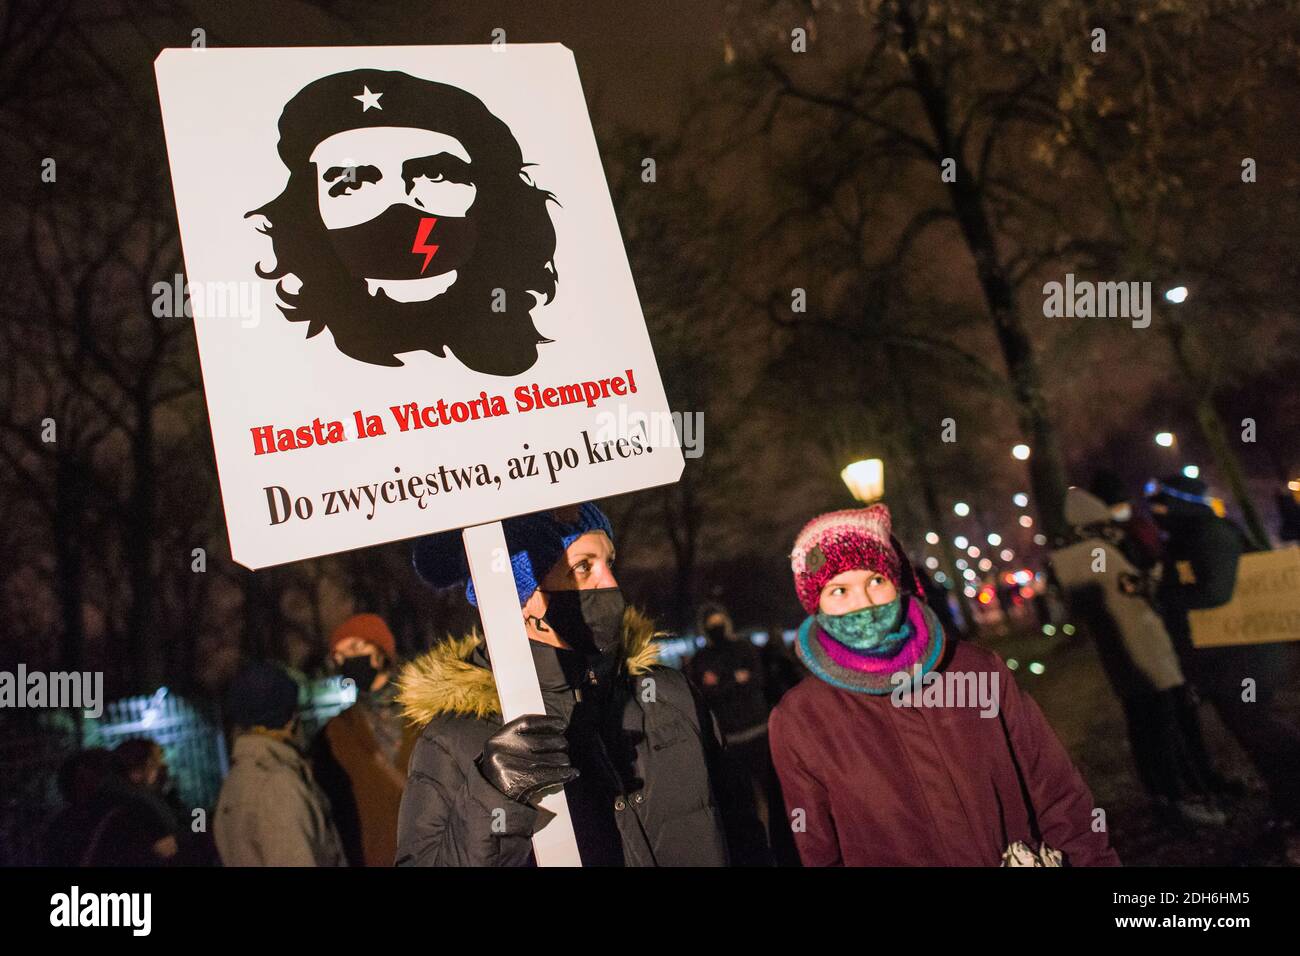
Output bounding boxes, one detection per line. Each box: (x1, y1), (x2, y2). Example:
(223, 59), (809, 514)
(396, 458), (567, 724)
(541, 587), (627, 655)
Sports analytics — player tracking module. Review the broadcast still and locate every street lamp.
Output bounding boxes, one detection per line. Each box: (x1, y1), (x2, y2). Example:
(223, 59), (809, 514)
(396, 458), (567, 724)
(841, 458), (884, 503)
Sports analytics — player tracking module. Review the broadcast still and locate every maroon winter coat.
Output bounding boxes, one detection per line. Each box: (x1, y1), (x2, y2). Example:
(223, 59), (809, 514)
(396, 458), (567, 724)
(769, 642), (1119, 866)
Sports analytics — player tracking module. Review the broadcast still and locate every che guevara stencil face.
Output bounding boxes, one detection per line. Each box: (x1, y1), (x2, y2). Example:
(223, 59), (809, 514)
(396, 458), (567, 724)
(247, 69), (558, 373)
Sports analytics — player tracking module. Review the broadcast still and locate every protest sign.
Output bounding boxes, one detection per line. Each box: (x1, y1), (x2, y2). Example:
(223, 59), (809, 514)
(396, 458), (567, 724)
(1189, 548), (1300, 648)
(156, 44), (686, 865)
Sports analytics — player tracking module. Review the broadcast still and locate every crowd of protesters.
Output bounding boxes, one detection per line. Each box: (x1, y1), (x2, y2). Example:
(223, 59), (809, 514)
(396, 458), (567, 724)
(37, 475), (1299, 866)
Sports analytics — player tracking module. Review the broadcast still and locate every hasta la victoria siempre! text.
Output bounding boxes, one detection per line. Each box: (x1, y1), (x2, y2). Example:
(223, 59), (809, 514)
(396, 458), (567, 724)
(250, 368), (640, 455)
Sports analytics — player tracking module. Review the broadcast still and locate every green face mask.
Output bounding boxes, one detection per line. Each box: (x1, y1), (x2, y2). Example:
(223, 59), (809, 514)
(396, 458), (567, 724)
(816, 596), (909, 655)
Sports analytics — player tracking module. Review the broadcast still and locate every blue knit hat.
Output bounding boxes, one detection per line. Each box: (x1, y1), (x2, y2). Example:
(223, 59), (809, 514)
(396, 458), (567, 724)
(411, 503), (614, 606)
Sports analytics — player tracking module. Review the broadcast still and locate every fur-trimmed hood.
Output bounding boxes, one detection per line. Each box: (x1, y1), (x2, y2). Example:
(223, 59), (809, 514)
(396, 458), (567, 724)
(397, 605), (665, 726)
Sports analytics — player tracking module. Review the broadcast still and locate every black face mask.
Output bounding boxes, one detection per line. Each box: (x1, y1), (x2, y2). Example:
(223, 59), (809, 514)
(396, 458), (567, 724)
(705, 624), (728, 645)
(541, 587), (627, 655)
(326, 202), (478, 281)
(340, 655), (380, 692)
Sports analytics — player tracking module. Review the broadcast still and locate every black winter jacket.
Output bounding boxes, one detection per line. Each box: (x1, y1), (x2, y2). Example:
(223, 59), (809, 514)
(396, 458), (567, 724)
(394, 607), (769, 866)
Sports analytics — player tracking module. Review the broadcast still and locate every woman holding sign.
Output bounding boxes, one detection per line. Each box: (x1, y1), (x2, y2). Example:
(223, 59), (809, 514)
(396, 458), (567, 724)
(395, 503), (769, 866)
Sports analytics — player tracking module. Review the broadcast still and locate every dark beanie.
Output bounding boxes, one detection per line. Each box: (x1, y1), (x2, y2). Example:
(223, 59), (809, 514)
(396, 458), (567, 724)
(1159, 474), (1209, 499)
(224, 661), (299, 729)
(411, 502), (614, 607)
(1089, 469), (1129, 507)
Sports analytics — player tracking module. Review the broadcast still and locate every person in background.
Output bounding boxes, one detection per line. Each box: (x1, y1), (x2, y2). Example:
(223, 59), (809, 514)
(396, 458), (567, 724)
(1276, 483), (1300, 543)
(759, 622), (804, 708)
(1147, 475), (1300, 860)
(687, 603), (769, 760)
(915, 561), (962, 638)
(396, 503), (770, 866)
(215, 661), (346, 867)
(1051, 487), (1224, 826)
(686, 603), (799, 865)
(770, 504), (1119, 866)
(62, 738), (186, 867)
(44, 748), (115, 866)
(312, 612), (416, 866)
(1090, 469), (1164, 570)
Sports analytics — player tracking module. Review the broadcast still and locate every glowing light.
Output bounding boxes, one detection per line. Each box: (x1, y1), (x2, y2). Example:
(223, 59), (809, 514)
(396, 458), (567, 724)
(1033, 533), (1047, 545)
(1028, 661), (1046, 675)
(954, 535), (969, 549)
(1063, 624), (1076, 636)
(956, 559), (969, 570)
(978, 590), (993, 605)
(1182, 464), (1200, 479)
(925, 556), (939, 570)
(963, 568), (977, 581)
(1155, 432), (1175, 447)
(978, 558), (992, 571)
(841, 458), (885, 503)
(1164, 286), (1189, 304)
(1007, 658), (1020, 670)
(963, 585), (978, 598)
(934, 571), (948, 584)
(1012, 444), (1031, 460)
(987, 533), (1002, 546)
(1000, 549), (1014, 561)
(954, 501), (970, 517)
(1042, 624), (1056, 636)
(1019, 515), (1033, 528)
(925, 531), (940, 545)
(1013, 493), (1029, 507)
(967, 546), (980, 558)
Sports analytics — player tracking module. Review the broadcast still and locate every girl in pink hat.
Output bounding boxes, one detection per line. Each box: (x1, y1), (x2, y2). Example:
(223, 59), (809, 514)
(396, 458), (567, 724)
(769, 503), (1119, 866)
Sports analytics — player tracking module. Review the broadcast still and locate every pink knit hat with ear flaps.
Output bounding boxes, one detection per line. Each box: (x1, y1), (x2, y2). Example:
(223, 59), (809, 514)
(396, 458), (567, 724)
(790, 504), (917, 615)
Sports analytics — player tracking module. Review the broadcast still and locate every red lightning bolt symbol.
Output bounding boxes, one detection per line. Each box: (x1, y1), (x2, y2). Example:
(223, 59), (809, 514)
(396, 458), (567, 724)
(412, 216), (439, 274)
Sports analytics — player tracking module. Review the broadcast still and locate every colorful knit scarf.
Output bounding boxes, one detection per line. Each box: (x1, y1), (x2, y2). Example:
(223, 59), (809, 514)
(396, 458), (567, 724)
(796, 595), (946, 695)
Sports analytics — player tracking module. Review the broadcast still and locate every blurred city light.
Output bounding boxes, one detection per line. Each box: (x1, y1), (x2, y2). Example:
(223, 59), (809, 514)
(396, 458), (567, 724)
(841, 458), (884, 503)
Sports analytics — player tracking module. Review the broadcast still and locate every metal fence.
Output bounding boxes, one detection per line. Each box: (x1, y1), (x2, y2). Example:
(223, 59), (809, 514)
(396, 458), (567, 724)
(0, 676), (357, 866)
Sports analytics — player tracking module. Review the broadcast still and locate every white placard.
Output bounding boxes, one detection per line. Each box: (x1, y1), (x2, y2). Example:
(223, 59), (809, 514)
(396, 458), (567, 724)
(154, 44), (683, 570)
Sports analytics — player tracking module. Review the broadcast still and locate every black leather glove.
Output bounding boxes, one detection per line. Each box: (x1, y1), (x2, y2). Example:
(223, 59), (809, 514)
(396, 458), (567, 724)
(477, 713), (579, 803)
